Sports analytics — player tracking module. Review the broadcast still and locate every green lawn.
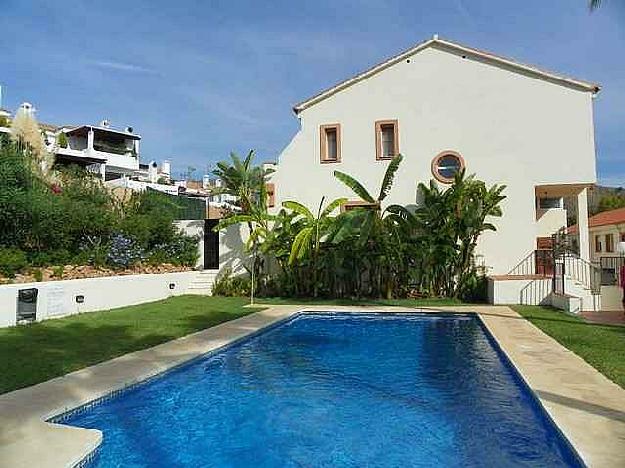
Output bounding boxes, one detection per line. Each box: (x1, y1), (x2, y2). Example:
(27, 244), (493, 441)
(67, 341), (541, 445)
(255, 297), (466, 307)
(0, 296), (259, 394)
(512, 305), (625, 389)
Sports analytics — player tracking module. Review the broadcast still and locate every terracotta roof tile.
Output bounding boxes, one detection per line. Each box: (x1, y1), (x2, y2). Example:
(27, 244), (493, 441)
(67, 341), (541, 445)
(568, 206), (625, 234)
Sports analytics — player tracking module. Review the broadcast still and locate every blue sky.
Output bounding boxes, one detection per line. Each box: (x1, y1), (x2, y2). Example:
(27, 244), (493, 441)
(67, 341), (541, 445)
(1, 0), (623, 185)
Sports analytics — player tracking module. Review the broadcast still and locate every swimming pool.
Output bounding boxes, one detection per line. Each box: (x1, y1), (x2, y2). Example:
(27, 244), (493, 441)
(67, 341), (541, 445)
(59, 312), (582, 467)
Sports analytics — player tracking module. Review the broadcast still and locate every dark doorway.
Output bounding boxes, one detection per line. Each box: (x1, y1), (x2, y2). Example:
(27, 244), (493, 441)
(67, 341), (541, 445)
(204, 219), (219, 269)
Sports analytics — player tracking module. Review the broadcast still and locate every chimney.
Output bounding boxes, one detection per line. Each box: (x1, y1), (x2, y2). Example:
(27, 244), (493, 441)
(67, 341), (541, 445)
(148, 161), (158, 183)
(161, 160), (171, 178)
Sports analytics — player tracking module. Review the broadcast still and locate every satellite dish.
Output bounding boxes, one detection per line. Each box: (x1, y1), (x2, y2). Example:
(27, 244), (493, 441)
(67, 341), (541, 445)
(125, 126), (133, 133)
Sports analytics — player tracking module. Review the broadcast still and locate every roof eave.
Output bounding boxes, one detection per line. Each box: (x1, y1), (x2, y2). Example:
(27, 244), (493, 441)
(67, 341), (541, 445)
(292, 37), (600, 114)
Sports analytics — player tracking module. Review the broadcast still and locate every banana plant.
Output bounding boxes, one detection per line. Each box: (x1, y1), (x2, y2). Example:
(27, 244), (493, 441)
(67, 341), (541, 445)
(283, 196), (347, 296)
(331, 154), (404, 297)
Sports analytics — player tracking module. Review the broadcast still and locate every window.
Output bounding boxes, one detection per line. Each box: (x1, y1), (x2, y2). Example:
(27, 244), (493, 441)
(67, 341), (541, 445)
(606, 233), (614, 253)
(320, 124), (341, 163)
(431, 151), (465, 183)
(621, 233), (625, 243)
(538, 197), (562, 209)
(375, 120), (399, 160)
(595, 235), (602, 253)
(266, 183), (275, 208)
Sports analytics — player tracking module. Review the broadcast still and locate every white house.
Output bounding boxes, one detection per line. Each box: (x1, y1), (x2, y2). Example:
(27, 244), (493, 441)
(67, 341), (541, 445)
(51, 121), (141, 180)
(570, 207), (625, 311)
(273, 36), (600, 307)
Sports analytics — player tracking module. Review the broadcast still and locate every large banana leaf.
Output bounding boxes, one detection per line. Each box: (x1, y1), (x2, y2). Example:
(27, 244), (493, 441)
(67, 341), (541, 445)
(333, 170), (375, 203)
(320, 197), (348, 217)
(282, 200), (314, 220)
(378, 154), (403, 201)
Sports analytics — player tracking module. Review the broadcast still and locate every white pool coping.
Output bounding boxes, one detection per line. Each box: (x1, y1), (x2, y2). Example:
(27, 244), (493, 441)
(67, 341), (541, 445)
(1, 305), (624, 467)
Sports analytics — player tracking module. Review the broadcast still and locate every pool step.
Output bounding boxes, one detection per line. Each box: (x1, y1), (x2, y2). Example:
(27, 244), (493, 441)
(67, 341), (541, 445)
(186, 271), (218, 295)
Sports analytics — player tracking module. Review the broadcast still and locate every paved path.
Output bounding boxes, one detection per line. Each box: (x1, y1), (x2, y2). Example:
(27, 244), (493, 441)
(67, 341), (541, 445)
(581, 310), (625, 326)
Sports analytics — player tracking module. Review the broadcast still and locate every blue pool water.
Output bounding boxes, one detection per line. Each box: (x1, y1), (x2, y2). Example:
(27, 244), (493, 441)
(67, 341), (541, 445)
(61, 313), (582, 467)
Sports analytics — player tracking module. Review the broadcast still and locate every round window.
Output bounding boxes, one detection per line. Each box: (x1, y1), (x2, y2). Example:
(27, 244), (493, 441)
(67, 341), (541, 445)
(431, 151), (465, 183)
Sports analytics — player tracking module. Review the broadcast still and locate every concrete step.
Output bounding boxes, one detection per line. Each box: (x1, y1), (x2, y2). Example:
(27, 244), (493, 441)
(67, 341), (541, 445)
(186, 289), (212, 296)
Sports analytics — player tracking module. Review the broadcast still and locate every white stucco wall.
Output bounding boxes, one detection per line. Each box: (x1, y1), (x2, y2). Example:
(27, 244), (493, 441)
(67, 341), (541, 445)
(274, 44), (597, 274)
(588, 223), (625, 262)
(175, 219), (205, 269)
(536, 208), (567, 238)
(218, 223), (250, 275)
(488, 277), (552, 305)
(0, 271), (197, 328)
(175, 220), (250, 276)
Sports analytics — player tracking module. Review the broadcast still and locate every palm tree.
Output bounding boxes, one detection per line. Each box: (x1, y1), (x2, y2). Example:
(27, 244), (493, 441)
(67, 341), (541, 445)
(212, 150), (273, 223)
(212, 150), (274, 293)
(283, 196), (347, 296)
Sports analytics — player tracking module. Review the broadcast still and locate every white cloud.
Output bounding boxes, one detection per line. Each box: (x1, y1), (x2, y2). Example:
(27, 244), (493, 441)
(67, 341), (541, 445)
(90, 60), (156, 74)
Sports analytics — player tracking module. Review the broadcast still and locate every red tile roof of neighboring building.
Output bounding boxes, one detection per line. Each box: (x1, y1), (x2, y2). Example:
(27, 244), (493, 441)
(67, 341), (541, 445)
(568, 206), (625, 234)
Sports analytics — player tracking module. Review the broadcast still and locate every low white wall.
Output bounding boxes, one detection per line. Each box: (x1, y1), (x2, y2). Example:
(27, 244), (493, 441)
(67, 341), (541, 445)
(0, 271), (197, 328)
(600, 286), (624, 312)
(551, 293), (582, 314)
(489, 277), (552, 305)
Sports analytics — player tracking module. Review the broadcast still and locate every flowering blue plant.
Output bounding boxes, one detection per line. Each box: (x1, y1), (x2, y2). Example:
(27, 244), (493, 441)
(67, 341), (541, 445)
(107, 233), (145, 268)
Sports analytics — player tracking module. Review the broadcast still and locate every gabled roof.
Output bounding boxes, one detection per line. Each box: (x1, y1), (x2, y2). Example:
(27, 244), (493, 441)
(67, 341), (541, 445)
(293, 36), (600, 114)
(568, 206), (625, 234)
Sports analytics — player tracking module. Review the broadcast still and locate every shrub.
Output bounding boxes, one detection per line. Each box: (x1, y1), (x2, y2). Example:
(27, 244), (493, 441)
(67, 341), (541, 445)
(56, 132), (68, 148)
(52, 265), (64, 278)
(0, 248), (28, 277)
(32, 268), (43, 282)
(28, 249), (72, 267)
(149, 234), (199, 266)
(212, 267), (251, 297)
(106, 234), (144, 269)
(74, 243), (110, 267)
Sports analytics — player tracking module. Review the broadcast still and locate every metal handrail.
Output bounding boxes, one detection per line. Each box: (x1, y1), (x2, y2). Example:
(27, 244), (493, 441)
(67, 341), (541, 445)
(507, 249), (553, 277)
(556, 253), (601, 295)
(600, 256), (624, 286)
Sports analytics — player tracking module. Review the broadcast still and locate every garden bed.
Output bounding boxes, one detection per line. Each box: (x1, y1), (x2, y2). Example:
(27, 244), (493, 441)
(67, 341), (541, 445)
(0, 263), (193, 285)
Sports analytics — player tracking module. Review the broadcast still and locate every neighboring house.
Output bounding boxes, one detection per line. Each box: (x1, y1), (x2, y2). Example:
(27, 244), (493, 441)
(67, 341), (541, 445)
(50, 121), (141, 180)
(570, 207), (625, 298)
(273, 35), (600, 308)
(2, 103), (144, 181)
(571, 206), (625, 261)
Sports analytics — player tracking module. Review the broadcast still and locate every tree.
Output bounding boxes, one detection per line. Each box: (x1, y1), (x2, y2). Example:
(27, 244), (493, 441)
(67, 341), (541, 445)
(213, 150), (275, 293)
(283, 196), (346, 296)
(595, 193), (625, 214)
(590, 0), (601, 10)
(212, 150), (273, 225)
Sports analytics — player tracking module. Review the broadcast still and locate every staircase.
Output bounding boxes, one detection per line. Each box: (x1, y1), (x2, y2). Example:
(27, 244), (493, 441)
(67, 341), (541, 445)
(492, 250), (601, 312)
(186, 270), (218, 295)
(557, 255), (602, 312)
